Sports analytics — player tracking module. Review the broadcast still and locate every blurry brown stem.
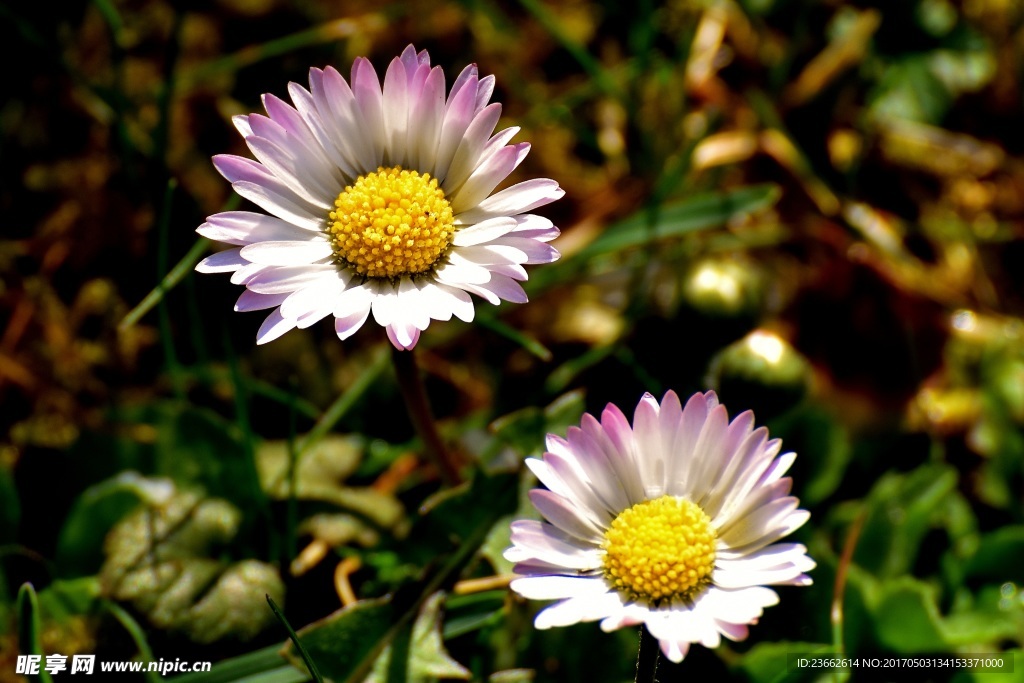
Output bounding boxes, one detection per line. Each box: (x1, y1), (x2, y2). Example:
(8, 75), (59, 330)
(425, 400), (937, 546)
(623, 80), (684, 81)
(391, 346), (461, 486)
(832, 508), (867, 659)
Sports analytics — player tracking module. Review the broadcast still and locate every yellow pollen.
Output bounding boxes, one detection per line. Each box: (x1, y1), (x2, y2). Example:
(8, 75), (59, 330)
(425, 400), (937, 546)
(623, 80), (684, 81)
(328, 166), (455, 279)
(601, 495), (716, 605)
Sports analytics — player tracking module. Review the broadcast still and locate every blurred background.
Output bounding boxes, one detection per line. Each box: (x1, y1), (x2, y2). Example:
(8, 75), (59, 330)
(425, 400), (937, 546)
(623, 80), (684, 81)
(2, 0), (1023, 681)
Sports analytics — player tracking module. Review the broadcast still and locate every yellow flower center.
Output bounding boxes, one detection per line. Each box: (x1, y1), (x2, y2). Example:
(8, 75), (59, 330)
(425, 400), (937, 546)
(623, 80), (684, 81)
(328, 166), (455, 279)
(601, 495), (717, 605)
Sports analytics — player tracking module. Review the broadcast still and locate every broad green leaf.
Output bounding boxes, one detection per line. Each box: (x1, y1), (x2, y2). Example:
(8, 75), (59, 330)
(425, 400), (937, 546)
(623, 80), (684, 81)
(36, 577), (101, 621)
(284, 472), (517, 683)
(735, 641), (831, 683)
(942, 610), (1021, 647)
(479, 514), (515, 575)
(873, 578), (947, 653)
(257, 435), (404, 531)
(366, 592), (469, 683)
(488, 391), (585, 459)
(56, 472), (173, 577)
(284, 596), (398, 683)
(854, 463), (958, 578)
(442, 590), (507, 640)
(962, 526), (1024, 587)
(100, 485), (284, 643)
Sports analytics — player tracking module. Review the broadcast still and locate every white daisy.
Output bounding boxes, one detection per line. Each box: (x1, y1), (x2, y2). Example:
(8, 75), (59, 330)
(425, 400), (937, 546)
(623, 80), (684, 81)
(505, 390), (814, 663)
(195, 45), (563, 349)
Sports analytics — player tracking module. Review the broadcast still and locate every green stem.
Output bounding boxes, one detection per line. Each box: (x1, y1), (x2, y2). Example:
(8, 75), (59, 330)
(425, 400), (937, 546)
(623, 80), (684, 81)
(635, 626), (660, 683)
(390, 346), (461, 486)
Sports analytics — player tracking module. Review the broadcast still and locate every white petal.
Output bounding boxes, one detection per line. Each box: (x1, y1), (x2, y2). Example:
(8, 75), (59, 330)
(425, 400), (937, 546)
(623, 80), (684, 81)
(350, 58), (386, 163)
(505, 520), (603, 570)
(455, 179), (564, 224)
(196, 248), (247, 273)
(234, 290), (289, 312)
(370, 280), (400, 327)
(334, 305), (371, 340)
(528, 489), (604, 542)
(255, 308), (297, 344)
(386, 323), (421, 350)
(509, 575), (609, 601)
(450, 142), (530, 214)
(245, 265), (338, 294)
(240, 240), (334, 266)
(199, 211), (317, 246)
(533, 591), (624, 629)
(280, 279), (346, 320)
(243, 135), (336, 208)
(410, 67), (446, 172)
(232, 181), (326, 232)
(381, 56), (410, 167)
(451, 216), (517, 247)
(433, 257), (492, 286)
(443, 103), (502, 193)
(434, 73), (478, 183)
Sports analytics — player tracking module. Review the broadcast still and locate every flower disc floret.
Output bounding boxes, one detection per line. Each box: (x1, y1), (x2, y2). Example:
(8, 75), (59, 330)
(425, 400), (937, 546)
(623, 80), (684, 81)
(329, 166), (455, 279)
(602, 495), (716, 604)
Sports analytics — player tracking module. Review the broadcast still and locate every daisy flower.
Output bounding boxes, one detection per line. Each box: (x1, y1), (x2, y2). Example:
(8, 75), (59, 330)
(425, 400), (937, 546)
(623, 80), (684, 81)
(195, 45), (563, 350)
(505, 390), (814, 663)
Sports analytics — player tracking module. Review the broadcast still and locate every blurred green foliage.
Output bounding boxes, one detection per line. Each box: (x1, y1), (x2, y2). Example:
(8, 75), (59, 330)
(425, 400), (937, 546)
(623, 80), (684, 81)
(2, 0), (1024, 681)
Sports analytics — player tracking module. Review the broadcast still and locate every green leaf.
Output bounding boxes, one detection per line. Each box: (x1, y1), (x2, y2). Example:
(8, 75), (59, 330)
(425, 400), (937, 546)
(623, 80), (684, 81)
(366, 592), (470, 683)
(868, 56), (952, 124)
(284, 471), (517, 683)
(17, 583), (54, 683)
(489, 391), (585, 459)
(100, 485), (284, 643)
(735, 641), (831, 683)
(962, 526), (1024, 586)
(256, 436), (404, 531)
(873, 578), (947, 653)
(167, 644), (295, 683)
(56, 472), (172, 577)
(575, 184), (781, 259)
(854, 463), (958, 578)
(36, 577), (101, 621)
(154, 405), (265, 513)
(285, 596), (397, 683)
(488, 671), (535, 683)
(442, 590), (507, 640)
(529, 185), (780, 291)
(267, 595), (323, 683)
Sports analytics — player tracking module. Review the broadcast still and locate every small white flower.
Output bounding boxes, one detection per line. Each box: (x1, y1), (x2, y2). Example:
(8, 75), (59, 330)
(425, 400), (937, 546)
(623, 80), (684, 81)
(505, 390), (814, 663)
(196, 45), (562, 350)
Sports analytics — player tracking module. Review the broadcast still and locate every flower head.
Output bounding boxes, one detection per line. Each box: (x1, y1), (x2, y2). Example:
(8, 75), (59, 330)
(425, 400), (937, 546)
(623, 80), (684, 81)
(505, 390), (814, 663)
(196, 45), (562, 349)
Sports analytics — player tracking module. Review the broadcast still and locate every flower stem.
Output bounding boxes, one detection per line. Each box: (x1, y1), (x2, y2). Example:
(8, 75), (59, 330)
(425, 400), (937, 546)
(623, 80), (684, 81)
(391, 346), (462, 486)
(635, 626), (661, 683)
